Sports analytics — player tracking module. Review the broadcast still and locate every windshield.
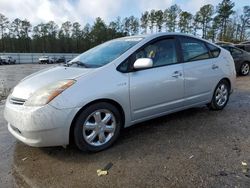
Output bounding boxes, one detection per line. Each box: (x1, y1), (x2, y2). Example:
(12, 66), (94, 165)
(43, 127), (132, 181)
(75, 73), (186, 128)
(68, 37), (143, 68)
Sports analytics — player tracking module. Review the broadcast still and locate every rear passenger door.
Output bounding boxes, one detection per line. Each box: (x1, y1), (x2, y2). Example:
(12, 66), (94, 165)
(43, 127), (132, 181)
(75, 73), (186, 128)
(178, 36), (222, 106)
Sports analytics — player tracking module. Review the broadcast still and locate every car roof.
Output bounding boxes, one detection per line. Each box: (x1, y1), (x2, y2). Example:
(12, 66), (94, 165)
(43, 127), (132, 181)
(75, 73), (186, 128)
(129, 32), (201, 39)
(221, 44), (234, 47)
(221, 44), (247, 51)
(118, 32), (215, 46)
(240, 41), (250, 45)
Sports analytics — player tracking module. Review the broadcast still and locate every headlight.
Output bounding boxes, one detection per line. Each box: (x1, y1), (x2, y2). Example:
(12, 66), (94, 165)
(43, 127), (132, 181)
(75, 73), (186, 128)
(24, 80), (76, 106)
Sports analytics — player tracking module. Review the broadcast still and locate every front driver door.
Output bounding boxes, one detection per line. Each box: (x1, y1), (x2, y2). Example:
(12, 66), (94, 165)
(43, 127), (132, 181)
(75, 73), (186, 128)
(129, 38), (184, 121)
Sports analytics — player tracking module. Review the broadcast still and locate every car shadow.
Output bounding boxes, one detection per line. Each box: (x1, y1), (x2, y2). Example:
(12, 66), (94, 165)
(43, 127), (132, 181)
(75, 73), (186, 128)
(11, 102), (248, 187)
(34, 106), (220, 159)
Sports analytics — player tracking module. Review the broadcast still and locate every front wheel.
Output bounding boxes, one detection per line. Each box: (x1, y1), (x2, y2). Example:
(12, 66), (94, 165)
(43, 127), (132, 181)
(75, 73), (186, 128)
(240, 62), (249, 76)
(73, 102), (122, 152)
(208, 80), (230, 110)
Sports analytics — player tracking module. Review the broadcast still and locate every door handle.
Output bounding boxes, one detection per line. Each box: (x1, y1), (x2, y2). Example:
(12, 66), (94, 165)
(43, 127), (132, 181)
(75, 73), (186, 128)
(212, 64), (219, 70)
(172, 71), (182, 78)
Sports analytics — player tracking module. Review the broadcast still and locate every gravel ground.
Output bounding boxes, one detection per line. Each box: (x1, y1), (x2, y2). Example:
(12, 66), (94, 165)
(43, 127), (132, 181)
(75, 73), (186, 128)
(0, 64), (55, 101)
(0, 64), (250, 188)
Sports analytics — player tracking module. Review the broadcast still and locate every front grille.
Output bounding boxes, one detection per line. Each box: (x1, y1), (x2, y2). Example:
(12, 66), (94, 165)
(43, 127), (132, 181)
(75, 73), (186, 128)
(9, 97), (26, 105)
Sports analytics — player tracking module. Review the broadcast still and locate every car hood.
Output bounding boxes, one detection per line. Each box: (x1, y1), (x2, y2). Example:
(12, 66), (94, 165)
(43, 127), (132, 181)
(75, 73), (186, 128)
(11, 66), (93, 99)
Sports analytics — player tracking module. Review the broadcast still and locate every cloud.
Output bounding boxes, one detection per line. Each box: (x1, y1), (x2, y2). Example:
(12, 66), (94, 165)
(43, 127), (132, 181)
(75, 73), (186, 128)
(0, 0), (39, 23)
(178, 0), (219, 14)
(0, 0), (124, 26)
(0, 0), (70, 24)
(76, 0), (122, 23)
(0, 0), (247, 27)
(137, 0), (174, 11)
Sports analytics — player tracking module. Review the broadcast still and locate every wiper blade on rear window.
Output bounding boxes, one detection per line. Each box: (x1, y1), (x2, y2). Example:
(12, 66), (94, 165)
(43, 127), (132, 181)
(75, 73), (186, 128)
(65, 61), (89, 68)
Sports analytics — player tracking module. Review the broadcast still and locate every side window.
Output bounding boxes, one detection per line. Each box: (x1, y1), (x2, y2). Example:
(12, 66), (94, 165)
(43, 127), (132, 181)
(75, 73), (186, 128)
(222, 46), (230, 52)
(180, 37), (210, 62)
(231, 48), (242, 56)
(117, 58), (130, 72)
(246, 45), (250, 52)
(207, 43), (221, 57)
(135, 38), (178, 67)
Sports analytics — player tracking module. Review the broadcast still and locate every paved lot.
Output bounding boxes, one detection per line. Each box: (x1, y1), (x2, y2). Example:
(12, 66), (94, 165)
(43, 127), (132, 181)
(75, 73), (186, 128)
(0, 64), (55, 100)
(0, 64), (250, 187)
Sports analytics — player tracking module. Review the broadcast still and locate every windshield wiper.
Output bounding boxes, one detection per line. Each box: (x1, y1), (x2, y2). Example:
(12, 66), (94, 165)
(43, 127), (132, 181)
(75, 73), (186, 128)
(64, 61), (89, 68)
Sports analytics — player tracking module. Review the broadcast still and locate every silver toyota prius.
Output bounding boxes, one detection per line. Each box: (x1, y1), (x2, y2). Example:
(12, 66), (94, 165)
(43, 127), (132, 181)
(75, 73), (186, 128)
(4, 33), (236, 151)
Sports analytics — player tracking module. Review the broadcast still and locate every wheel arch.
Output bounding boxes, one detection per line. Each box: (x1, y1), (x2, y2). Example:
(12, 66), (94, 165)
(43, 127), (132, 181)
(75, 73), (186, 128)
(221, 77), (231, 92)
(69, 98), (125, 145)
(241, 60), (250, 68)
(210, 77), (232, 101)
(208, 77), (232, 110)
(242, 60), (250, 64)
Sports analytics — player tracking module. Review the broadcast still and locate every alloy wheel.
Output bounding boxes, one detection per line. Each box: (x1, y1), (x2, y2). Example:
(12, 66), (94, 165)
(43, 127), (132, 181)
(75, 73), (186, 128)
(82, 109), (116, 146)
(241, 63), (249, 75)
(215, 84), (228, 107)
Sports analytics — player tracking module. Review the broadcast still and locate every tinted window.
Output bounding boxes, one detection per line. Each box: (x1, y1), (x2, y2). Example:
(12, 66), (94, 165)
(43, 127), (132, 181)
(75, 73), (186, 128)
(246, 45), (250, 52)
(231, 47), (243, 56)
(235, 45), (245, 51)
(118, 58), (130, 72)
(135, 38), (178, 67)
(221, 46), (230, 51)
(180, 37), (210, 62)
(207, 43), (221, 57)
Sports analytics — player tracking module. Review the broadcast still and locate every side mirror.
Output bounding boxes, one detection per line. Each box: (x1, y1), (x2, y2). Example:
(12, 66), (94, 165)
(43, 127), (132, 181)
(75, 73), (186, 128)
(133, 58), (153, 70)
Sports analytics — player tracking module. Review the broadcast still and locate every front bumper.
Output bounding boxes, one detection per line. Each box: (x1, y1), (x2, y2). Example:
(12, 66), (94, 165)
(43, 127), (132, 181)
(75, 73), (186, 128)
(4, 99), (78, 147)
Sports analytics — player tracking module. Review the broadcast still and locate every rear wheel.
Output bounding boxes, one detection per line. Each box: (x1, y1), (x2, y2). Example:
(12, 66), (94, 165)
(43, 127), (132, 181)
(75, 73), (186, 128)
(73, 102), (122, 152)
(208, 80), (230, 110)
(240, 62), (249, 76)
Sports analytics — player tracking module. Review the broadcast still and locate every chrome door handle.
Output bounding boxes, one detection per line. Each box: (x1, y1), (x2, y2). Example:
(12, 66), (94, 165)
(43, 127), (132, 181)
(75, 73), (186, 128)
(172, 71), (182, 78)
(212, 64), (219, 70)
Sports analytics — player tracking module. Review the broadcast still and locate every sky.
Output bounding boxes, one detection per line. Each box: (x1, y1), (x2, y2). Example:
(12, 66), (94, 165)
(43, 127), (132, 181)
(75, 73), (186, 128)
(0, 0), (248, 26)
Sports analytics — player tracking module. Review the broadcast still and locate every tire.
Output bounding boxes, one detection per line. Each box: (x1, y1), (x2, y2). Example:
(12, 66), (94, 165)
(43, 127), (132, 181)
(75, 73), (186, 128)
(208, 80), (230, 111)
(73, 102), (122, 152)
(240, 62), (249, 76)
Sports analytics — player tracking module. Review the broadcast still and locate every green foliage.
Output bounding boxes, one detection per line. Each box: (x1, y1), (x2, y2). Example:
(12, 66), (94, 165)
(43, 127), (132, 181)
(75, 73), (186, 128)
(155, 10), (164, 32)
(0, 0), (249, 53)
(149, 10), (156, 33)
(216, 0), (235, 40)
(196, 4), (214, 39)
(207, 15), (221, 42)
(122, 16), (139, 36)
(140, 11), (149, 34)
(239, 6), (250, 41)
(165, 4), (181, 32)
(0, 13), (9, 50)
(179, 11), (193, 33)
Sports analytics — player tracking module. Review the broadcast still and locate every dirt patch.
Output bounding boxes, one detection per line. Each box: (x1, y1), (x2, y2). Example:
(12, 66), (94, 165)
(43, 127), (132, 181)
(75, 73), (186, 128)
(0, 64), (53, 102)
(0, 64), (250, 187)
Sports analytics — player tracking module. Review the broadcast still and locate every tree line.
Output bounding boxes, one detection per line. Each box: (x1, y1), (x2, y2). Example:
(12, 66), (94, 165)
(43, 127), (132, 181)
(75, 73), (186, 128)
(0, 0), (249, 53)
